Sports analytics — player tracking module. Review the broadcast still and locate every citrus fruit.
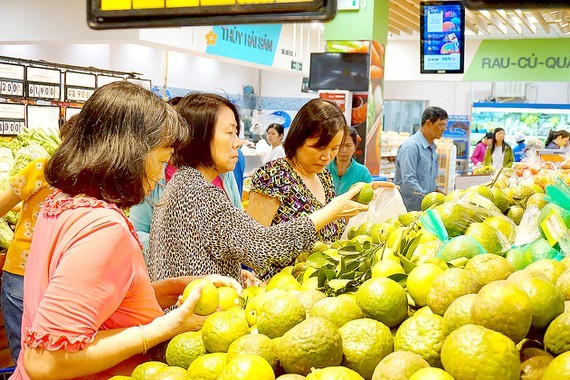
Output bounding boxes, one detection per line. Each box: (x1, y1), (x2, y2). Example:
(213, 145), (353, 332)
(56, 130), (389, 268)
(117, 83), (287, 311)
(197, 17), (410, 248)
(421, 192), (446, 211)
(541, 351), (570, 380)
(507, 268), (550, 285)
(557, 269), (570, 300)
(444, 189), (464, 202)
(257, 295), (306, 338)
(226, 334), (279, 370)
(108, 377), (132, 380)
(339, 318), (394, 379)
(426, 268), (480, 316)
(467, 184), (494, 202)
(507, 205), (524, 225)
(526, 192), (549, 210)
(306, 366), (364, 380)
(491, 188), (509, 213)
(165, 331), (206, 369)
(242, 285), (264, 302)
(517, 277), (565, 329)
(528, 238), (559, 261)
(352, 182), (374, 204)
(296, 289), (327, 313)
(394, 313), (446, 367)
(187, 352), (227, 380)
(276, 375), (305, 380)
(436, 235), (485, 262)
(371, 260), (405, 278)
(356, 222), (375, 237)
(371, 222), (398, 244)
(356, 277), (408, 328)
(371, 350), (429, 380)
(153, 366), (192, 379)
(483, 215), (516, 242)
(442, 294), (476, 334)
(310, 296), (363, 328)
(245, 289), (285, 326)
(434, 202), (470, 237)
(464, 222), (509, 254)
(217, 354), (275, 380)
(520, 355), (552, 380)
(182, 279), (219, 316)
(525, 259), (567, 284)
(218, 286), (242, 310)
(441, 324), (519, 380)
(406, 263), (445, 307)
(544, 312), (570, 355)
(131, 361), (169, 379)
(201, 310), (250, 352)
(464, 254), (514, 286)
(278, 317), (343, 375)
(266, 273), (301, 291)
(408, 367), (454, 380)
(505, 246), (533, 271)
(471, 280), (533, 343)
(398, 211), (421, 226)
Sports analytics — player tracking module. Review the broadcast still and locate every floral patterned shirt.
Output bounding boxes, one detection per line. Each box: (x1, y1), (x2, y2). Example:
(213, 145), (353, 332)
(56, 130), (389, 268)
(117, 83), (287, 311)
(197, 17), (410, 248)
(250, 158), (346, 242)
(4, 158), (54, 275)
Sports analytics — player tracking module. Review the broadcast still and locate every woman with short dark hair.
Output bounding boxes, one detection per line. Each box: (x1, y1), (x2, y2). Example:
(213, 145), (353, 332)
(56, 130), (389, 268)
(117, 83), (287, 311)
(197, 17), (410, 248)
(147, 93), (368, 283)
(15, 82), (236, 380)
(263, 123), (285, 164)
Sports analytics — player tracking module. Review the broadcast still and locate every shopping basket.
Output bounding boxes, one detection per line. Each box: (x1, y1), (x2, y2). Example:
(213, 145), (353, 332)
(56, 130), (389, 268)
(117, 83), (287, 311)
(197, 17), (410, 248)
(0, 366), (15, 379)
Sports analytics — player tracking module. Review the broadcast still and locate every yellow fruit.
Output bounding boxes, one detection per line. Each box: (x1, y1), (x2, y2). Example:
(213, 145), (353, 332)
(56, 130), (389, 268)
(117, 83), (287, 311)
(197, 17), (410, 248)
(306, 366), (364, 380)
(507, 205), (524, 225)
(242, 285), (264, 301)
(518, 277), (565, 329)
(352, 183), (374, 204)
(165, 331), (206, 369)
(371, 351), (429, 380)
(300, 276), (319, 291)
(339, 318), (394, 379)
(108, 377), (132, 380)
(217, 354), (275, 380)
(483, 215), (517, 243)
(542, 351), (570, 380)
(398, 211), (422, 226)
(544, 312), (570, 356)
(442, 294), (476, 334)
(394, 313), (446, 367)
(406, 263), (445, 307)
(557, 269), (570, 300)
(464, 222), (509, 255)
(131, 361), (168, 379)
(266, 273), (301, 291)
(441, 324), (519, 380)
(278, 317), (343, 376)
(472, 280), (533, 343)
(356, 277), (408, 328)
(310, 296), (363, 328)
(507, 268), (550, 285)
(276, 375), (305, 380)
(526, 193), (549, 210)
(408, 367), (455, 380)
(153, 366), (192, 379)
(182, 279), (219, 316)
(520, 354), (553, 380)
(437, 236), (485, 262)
(201, 310), (250, 352)
(371, 222), (397, 244)
(296, 289), (327, 314)
(187, 353), (227, 380)
(464, 254), (514, 286)
(226, 334), (279, 370)
(257, 295), (306, 338)
(426, 268), (480, 316)
(371, 260), (405, 279)
(526, 259), (567, 284)
(218, 286), (242, 311)
(434, 202), (470, 237)
(245, 289), (285, 326)
(356, 222), (375, 237)
(421, 192), (446, 211)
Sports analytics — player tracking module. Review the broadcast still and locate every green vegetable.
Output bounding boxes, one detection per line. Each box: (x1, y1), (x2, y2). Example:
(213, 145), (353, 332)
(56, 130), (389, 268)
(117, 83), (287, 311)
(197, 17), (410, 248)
(10, 143), (49, 177)
(0, 218), (14, 250)
(3, 211), (19, 226)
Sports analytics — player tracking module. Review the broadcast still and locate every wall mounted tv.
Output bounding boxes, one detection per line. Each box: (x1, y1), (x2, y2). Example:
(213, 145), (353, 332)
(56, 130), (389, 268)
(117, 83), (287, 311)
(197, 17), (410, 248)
(309, 53), (369, 92)
(420, 1), (465, 74)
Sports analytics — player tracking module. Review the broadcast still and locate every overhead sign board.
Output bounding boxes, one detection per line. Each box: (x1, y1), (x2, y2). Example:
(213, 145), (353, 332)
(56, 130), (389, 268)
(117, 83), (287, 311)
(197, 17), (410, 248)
(87, 0), (336, 29)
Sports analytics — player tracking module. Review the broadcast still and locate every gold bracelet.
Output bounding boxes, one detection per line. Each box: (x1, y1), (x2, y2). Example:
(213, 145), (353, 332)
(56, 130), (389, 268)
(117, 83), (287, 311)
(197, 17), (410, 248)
(139, 324), (148, 354)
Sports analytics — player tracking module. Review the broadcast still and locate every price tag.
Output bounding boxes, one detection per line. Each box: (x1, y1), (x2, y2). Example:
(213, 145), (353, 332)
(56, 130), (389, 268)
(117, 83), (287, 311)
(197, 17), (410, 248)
(0, 120), (24, 135)
(0, 80), (24, 96)
(540, 210), (568, 247)
(66, 87), (95, 102)
(27, 83), (60, 100)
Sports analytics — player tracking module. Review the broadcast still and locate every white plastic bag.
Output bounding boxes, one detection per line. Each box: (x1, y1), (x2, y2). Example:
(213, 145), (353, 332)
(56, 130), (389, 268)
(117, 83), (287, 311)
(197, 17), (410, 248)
(342, 187), (407, 239)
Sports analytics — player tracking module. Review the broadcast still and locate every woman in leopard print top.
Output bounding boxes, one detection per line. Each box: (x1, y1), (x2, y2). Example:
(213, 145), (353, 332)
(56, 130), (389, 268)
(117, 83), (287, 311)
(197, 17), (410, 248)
(147, 93), (368, 283)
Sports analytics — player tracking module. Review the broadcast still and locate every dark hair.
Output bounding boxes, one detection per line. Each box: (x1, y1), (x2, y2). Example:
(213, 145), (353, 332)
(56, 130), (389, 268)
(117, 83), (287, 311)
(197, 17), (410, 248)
(168, 96), (183, 106)
(266, 123), (284, 136)
(45, 81), (188, 208)
(347, 127), (360, 146)
(58, 114), (78, 140)
(489, 127), (508, 155)
(421, 106), (448, 125)
(545, 129), (570, 148)
(173, 92), (240, 169)
(283, 98), (348, 159)
(477, 131), (494, 145)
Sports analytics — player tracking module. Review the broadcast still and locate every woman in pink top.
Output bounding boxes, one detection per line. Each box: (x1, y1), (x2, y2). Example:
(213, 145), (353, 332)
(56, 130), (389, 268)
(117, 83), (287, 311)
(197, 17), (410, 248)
(14, 82), (238, 380)
(470, 132), (493, 165)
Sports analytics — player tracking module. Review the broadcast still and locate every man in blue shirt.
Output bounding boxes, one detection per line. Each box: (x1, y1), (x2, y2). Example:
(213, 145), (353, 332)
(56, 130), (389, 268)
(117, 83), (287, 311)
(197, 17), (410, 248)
(394, 106), (448, 211)
(512, 132), (526, 162)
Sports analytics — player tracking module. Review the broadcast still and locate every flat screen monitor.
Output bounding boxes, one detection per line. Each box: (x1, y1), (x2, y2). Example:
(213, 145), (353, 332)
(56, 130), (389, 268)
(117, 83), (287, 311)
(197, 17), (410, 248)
(420, 1), (465, 74)
(309, 53), (369, 92)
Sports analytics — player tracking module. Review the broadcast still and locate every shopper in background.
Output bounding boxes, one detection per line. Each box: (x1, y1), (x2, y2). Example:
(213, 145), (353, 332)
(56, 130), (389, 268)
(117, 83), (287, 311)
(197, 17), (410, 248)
(147, 93), (369, 284)
(0, 116), (75, 364)
(327, 127), (372, 195)
(512, 132), (527, 162)
(394, 106), (448, 212)
(483, 127), (514, 171)
(545, 129), (570, 149)
(14, 82), (239, 380)
(262, 123), (286, 164)
(470, 131), (493, 165)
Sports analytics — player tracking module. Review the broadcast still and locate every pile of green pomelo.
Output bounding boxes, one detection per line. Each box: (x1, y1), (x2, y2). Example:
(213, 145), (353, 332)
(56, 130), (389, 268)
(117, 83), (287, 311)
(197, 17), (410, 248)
(118, 181), (570, 380)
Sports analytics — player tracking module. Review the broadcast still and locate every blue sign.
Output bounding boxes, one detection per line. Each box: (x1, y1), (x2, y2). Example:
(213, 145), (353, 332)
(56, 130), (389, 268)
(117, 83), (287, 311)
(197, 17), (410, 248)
(443, 115), (470, 159)
(206, 24), (282, 66)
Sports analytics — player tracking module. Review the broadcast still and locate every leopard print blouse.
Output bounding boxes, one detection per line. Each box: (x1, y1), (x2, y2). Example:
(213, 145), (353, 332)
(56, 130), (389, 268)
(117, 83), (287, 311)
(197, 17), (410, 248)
(146, 166), (317, 283)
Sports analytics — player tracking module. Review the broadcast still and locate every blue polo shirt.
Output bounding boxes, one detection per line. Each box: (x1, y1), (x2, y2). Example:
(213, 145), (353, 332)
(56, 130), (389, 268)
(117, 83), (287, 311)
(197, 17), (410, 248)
(394, 131), (438, 211)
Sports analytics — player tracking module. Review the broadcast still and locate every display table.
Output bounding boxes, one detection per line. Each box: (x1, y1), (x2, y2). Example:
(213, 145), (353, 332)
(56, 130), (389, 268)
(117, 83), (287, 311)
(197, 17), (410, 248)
(455, 174), (492, 190)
